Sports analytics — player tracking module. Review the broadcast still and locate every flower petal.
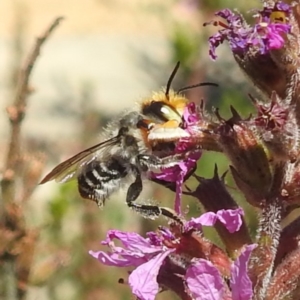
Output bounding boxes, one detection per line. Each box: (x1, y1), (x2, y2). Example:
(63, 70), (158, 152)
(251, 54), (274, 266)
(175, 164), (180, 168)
(89, 250), (146, 267)
(216, 208), (244, 233)
(103, 230), (162, 254)
(186, 259), (225, 300)
(129, 249), (175, 300)
(186, 208), (244, 233)
(230, 244), (257, 300)
(90, 230), (167, 268)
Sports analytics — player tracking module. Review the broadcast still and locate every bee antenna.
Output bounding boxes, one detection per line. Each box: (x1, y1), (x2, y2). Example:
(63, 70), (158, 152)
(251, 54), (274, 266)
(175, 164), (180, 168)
(165, 61), (180, 100)
(177, 82), (218, 94)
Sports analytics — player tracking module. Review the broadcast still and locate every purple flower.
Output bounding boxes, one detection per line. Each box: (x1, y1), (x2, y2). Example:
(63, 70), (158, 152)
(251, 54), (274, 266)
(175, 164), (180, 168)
(90, 208), (245, 300)
(89, 229), (176, 300)
(204, 1), (291, 59)
(186, 244), (256, 300)
(252, 22), (291, 54)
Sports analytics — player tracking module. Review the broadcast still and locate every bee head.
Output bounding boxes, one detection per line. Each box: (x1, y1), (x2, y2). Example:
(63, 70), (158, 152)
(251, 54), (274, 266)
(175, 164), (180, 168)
(141, 62), (217, 124)
(140, 62), (217, 143)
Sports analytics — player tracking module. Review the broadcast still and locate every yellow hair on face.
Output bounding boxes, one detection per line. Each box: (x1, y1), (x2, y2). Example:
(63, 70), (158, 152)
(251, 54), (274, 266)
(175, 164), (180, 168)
(142, 89), (189, 117)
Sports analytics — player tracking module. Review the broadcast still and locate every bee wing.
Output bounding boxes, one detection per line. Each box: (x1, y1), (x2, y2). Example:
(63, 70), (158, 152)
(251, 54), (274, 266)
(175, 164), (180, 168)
(40, 135), (120, 184)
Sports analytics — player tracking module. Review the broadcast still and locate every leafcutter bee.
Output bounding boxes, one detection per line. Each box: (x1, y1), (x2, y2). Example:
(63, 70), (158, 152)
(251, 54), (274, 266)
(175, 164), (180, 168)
(40, 62), (217, 220)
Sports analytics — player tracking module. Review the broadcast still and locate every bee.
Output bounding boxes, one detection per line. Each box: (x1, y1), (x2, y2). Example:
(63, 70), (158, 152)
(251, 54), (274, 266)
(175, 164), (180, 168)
(40, 62), (217, 220)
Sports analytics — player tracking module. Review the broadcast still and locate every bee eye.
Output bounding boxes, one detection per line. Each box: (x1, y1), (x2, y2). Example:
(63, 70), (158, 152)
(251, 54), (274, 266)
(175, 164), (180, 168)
(143, 101), (182, 123)
(160, 105), (173, 116)
(159, 104), (182, 122)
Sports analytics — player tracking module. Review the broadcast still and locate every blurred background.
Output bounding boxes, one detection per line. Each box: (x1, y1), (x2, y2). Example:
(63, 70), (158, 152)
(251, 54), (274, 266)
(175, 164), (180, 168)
(0, 0), (258, 299)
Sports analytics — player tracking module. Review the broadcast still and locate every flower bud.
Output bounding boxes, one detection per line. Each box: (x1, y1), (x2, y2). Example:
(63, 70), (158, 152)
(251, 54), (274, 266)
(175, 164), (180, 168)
(216, 107), (272, 207)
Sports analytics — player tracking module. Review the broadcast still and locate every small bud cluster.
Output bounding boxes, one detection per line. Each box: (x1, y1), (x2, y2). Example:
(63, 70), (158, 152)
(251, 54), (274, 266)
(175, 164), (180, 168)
(90, 1), (300, 299)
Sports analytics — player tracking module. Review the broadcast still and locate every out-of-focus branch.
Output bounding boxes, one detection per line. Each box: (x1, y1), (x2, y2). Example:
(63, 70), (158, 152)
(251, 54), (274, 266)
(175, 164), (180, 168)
(0, 16), (64, 300)
(1, 16), (64, 218)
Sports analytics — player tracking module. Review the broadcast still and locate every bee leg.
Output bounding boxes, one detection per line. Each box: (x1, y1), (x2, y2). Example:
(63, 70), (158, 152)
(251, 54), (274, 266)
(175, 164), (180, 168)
(126, 166), (182, 224)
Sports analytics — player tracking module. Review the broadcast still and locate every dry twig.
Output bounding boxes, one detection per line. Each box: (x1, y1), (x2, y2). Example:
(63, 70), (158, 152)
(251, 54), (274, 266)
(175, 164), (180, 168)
(2, 16), (64, 211)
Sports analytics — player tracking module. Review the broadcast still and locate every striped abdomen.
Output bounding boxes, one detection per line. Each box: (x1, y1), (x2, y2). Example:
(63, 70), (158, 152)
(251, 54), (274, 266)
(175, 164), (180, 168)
(77, 158), (128, 206)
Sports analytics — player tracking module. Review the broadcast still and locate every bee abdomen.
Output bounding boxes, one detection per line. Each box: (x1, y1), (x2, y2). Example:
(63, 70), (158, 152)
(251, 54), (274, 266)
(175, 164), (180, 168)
(77, 159), (128, 206)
